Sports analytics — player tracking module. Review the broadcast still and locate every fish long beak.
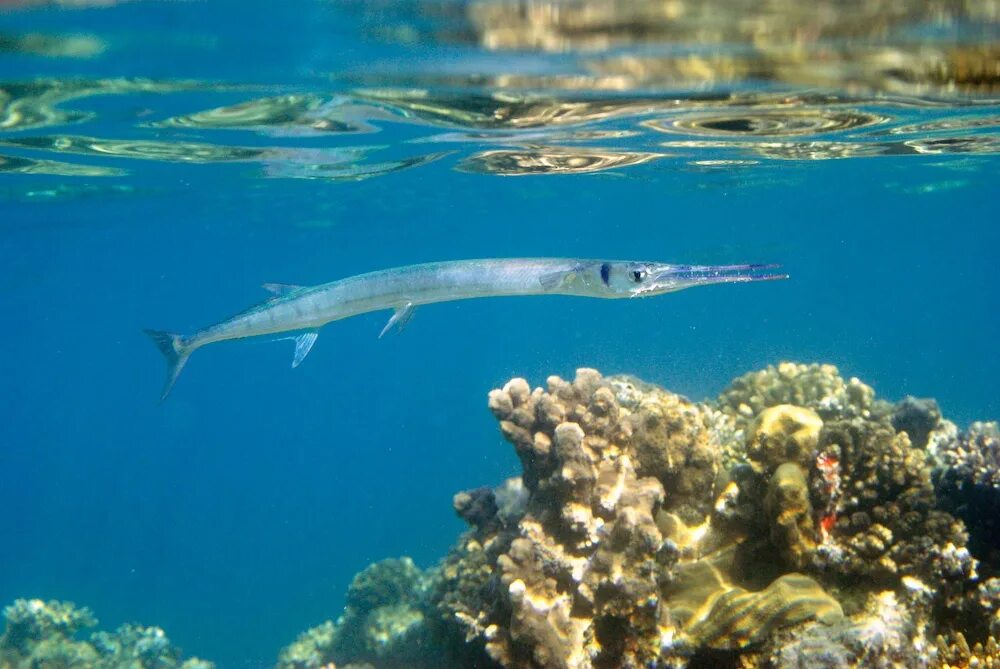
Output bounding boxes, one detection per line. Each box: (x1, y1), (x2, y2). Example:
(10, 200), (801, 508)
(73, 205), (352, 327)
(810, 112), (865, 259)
(647, 263), (788, 293)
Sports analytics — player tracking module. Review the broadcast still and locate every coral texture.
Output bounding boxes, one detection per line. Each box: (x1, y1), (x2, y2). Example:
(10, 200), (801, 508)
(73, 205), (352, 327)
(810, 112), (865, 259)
(716, 362), (874, 426)
(276, 557), (492, 669)
(466, 369), (843, 667)
(279, 362), (999, 669)
(770, 587), (932, 669)
(933, 632), (1000, 669)
(0, 599), (213, 669)
(277, 558), (429, 669)
(748, 405), (824, 474)
(933, 422), (1000, 566)
(814, 414), (974, 589)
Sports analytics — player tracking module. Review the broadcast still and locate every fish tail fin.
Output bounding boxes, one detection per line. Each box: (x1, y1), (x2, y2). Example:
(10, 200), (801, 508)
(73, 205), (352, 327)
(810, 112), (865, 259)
(143, 329), (194, 401)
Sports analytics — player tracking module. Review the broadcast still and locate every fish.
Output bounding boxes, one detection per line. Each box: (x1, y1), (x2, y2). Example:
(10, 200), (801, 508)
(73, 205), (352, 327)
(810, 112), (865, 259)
(145, 258), (786, 400)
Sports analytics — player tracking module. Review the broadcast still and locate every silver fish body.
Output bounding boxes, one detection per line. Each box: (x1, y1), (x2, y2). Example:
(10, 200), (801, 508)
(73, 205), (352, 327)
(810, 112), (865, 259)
(146, 258), (785, 399)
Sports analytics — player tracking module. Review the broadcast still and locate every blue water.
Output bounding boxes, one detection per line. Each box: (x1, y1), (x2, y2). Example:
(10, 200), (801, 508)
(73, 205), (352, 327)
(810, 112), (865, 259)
(1, 1), (998, 667)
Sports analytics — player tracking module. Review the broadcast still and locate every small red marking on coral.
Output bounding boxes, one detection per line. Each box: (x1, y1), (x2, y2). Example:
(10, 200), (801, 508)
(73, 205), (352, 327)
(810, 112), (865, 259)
(816, 452), (839, 470)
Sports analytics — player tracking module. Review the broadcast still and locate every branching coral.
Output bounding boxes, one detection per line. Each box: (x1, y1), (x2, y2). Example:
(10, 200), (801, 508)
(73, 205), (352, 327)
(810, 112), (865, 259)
(482, 373), (677, 668)
(933, 632), (1000, 669)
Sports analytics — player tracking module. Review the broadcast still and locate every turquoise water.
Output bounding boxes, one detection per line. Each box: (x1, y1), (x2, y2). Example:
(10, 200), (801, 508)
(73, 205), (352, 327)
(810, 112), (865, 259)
(1, 1), (998, 667)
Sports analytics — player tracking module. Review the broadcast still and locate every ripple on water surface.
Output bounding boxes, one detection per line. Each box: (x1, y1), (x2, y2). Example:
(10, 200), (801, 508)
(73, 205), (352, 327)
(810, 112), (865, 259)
(0, 0), (996, 180)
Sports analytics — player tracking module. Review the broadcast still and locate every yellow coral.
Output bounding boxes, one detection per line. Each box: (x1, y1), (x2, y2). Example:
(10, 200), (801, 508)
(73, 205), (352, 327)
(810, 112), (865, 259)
(765, 462), (817, 568)
(934, 632), (1000, 669)
(665, 546), (843, 650)
(747, 404), (823, 473)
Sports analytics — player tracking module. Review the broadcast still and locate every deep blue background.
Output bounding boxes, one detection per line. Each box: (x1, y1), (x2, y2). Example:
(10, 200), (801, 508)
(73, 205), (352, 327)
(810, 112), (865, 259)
(1, 2), (998, 667)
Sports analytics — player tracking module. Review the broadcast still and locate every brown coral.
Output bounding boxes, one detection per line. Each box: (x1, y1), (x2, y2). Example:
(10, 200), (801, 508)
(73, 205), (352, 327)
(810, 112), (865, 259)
(817, 416), (975, 593)
(717, 362), (976, 603)
(482, 370), (677, 667)
(282, 362), (999, 669)
(716, 362), (874, 428)
(462, 368), (844, 668)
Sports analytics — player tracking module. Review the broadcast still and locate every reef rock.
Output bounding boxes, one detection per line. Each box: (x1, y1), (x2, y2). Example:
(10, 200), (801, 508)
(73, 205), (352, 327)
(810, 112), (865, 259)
(891, 396), (943, 450)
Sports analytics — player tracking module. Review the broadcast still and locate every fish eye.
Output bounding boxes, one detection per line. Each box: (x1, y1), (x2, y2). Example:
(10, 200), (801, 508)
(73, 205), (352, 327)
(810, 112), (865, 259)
(631, 269), (647, 282)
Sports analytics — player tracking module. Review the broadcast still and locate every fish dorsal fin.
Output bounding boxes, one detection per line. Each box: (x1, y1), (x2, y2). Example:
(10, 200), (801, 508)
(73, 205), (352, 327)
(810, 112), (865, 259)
(292, 331), (318, 368)
(263, 282), (303, 296)
(539, 268), (577, 291)
(379, 303), (416, 338)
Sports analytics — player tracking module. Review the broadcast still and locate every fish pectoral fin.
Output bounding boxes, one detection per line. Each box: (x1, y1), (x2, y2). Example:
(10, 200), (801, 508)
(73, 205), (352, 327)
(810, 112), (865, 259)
(379, 303), (416, 338)
(291, 331), (319, 368)
(263, 282), (303, 296)
(538, 269), (576, 291)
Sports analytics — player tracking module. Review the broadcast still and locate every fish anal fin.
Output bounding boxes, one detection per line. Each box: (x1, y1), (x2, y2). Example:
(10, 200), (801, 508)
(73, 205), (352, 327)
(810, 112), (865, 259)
(292, 331), (318, 368)
(379, 303), (416, 338)
(263, 282), (303, 296)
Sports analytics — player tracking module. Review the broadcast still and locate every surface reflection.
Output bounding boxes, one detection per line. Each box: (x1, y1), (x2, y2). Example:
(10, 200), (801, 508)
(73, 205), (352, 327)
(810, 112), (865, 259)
(458, 147), (661, 174)
(0, 0), (996, 183)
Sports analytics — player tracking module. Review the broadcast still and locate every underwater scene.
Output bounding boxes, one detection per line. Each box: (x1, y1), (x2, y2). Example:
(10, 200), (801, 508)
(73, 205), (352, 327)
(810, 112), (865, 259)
(1, 1), (999, 668)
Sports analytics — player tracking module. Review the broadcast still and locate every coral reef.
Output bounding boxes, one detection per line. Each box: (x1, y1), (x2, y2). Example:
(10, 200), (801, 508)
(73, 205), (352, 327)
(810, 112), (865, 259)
(769, 587), (932, 668)
(468, 370), (847, 667)
(765, 462), (818, 568)
(664, 546), (843, 651)
(277, 557), (491, 669)
(280, 362), (1000, 669)
(933, 632), (1000, 668)
(891, 396), (944, 450)
(933, 422), (1000, 566)
(0, 598), (212, 669)
(716, 362), (875, 426)
(814, 414), (974, 588)
(277, 558), (428, 669)
(747, 405), (824, 473)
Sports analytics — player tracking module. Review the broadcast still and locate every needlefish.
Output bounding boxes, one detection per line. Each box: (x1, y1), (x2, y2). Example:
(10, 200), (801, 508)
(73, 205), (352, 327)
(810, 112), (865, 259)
(145, 258), (786, 399)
